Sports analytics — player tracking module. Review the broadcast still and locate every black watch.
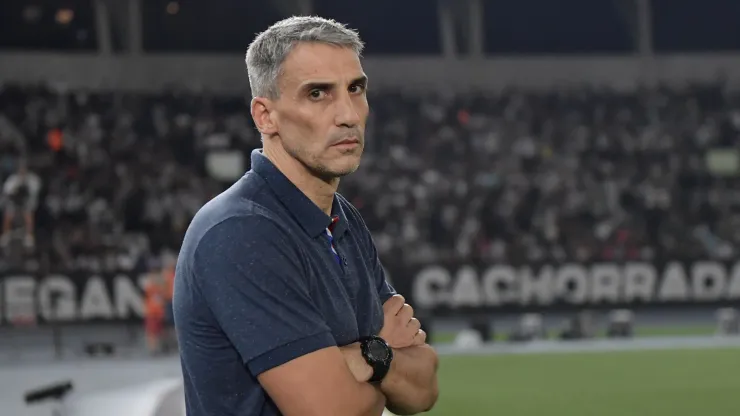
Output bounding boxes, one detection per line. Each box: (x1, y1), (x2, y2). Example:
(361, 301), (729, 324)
(359, 335), (393, 383)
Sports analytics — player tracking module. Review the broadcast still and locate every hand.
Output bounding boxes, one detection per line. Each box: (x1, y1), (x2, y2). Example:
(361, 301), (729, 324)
(378, 295), (426, 348)
(340, 342), (373, 383)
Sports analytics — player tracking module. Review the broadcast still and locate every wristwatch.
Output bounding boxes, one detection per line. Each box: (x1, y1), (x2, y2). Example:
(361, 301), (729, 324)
(359, 335), (393, 383)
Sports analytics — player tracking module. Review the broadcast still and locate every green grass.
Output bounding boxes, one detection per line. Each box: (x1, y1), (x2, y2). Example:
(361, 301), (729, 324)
(431, 325), (716, 344)
(633, 325), (716, 337)
(426, 348), (740, 416)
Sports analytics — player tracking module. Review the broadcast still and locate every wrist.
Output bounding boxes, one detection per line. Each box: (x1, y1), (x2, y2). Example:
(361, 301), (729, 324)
(359, 335), (394, 384)
(341, 343), (374, 383)
(354, 346), (375, 383)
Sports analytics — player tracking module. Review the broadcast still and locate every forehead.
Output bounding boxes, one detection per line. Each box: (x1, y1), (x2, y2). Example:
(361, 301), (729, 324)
(279, 42), (364, 88)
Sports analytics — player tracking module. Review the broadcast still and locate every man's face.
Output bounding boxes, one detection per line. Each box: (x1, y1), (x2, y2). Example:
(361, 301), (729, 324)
(268, 42), (369, 180)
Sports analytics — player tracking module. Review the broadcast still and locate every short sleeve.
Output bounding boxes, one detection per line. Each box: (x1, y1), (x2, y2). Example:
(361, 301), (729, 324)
(193, 215), (336, 376)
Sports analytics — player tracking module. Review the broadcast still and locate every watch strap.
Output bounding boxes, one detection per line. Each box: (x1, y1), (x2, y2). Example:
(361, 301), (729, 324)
(359, 336), (393, 383)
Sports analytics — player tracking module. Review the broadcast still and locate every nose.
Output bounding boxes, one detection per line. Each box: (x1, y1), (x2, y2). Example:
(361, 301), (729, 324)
(334, 93), (361, 128)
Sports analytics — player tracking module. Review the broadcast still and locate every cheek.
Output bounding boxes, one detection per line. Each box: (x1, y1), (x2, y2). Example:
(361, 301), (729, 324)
(358, 96), (369, 116)
(296, 107), (327, 132)
(283, 116), (330, 154)
(280, 111), (318, 139)
(301, 114), (333, 144)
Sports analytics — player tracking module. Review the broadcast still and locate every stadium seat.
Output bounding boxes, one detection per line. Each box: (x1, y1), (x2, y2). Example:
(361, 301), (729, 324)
(508, 313), (547, 342)
(454, 329), (484, 349)
(469, 315), (493, 342)
(715, 308), (739, 336)
(559, 310), (596, 340)
(606, 309), (634, 338)
(83, 342), (116, 357)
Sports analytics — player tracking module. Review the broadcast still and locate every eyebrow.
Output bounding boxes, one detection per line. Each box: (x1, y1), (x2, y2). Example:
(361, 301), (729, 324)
(351, 75), (369, 86)
(299, 75), (368, 92)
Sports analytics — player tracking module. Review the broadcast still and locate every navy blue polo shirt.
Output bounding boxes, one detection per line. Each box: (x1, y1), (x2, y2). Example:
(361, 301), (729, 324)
(173, 149), (396, 416)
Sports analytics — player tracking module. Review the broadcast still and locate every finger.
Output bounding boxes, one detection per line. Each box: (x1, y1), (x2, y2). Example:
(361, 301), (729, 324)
(413, 330), (427, 345)
(383, 295), (405, 315)
(408, 318), (421, 332)
(397, 304), (414, 322)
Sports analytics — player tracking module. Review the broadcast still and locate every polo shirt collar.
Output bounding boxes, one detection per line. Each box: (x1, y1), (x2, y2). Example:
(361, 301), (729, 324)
(250, 149), (348, 238)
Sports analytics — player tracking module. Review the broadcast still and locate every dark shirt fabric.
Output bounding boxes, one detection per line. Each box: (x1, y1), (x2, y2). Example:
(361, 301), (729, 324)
(174, 149), (396, 416)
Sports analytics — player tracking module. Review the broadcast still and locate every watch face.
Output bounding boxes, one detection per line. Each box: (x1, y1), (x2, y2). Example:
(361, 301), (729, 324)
(368, 340), (389, 361)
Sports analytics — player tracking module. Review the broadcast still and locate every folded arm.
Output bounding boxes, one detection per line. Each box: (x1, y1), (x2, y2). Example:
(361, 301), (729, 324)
(381, 343), (439, 415)
(344, 208), (440, 414)
(341, 342), (439, 415)
(196, 215), (386, 416)
(260, 346), (387, 416)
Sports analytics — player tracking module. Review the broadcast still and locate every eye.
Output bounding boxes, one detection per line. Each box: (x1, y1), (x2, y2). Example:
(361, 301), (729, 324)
(349, 83), (366, 94)
(308, 89), (326, 100)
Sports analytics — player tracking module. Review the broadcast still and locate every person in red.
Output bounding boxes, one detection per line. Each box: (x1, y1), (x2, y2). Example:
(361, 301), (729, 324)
(144, 265), (167, 355)
(161, 256), (177, 353)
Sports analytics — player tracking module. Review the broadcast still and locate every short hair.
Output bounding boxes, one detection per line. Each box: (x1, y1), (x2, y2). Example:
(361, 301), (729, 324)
(245, 16), (364, 99)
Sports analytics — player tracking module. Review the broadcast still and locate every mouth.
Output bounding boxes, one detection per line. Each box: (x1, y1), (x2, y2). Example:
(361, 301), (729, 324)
(332, 137), (360, 147)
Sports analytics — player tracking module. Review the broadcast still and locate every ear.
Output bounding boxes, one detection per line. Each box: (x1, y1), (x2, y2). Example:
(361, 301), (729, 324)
(251, 97), (277, 135)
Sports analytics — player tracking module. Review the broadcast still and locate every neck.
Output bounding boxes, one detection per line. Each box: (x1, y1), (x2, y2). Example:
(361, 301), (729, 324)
(263, 143), (338, 216)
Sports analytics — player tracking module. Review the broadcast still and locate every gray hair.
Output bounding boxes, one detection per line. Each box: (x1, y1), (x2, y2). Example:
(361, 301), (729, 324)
(245, 16), (364, 99)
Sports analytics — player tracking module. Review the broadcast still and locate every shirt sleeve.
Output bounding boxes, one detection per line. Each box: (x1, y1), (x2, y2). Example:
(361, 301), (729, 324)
(193, 215), (336, 376)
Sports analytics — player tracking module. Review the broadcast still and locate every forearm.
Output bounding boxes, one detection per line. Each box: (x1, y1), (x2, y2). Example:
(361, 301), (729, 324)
(339, 344), (388, 415)
(381, 344), (439, 415)
(340, 341), (439, 415)
(353, 383), (388, 416)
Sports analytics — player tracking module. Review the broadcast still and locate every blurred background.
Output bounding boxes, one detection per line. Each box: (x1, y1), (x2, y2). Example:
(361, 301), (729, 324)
(1, 0), (740, 415)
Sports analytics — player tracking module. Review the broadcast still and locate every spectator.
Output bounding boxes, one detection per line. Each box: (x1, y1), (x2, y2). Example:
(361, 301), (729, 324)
(144, 260), (167, 356)
(1, 81), (739, 273)
(1, 160), (41, 248)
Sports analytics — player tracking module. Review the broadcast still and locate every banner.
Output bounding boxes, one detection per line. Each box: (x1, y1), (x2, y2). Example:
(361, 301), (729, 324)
(3, 260), (740, 325)
(0, 272), (147, 326)
(405, 260), (740, 315)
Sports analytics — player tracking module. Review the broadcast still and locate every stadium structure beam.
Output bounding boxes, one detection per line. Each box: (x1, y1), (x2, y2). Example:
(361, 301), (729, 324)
(613, 0), (654, 56)
(99, 0), (126, 53)
(99, 0), (140, 54)
(636, 0), (655, 87)
(466, 0), (484, 58)
(612, 0), (655, 86)
(612, 0), (638, 49)
(128, 0), (143, 55)
(273, 0), (314, 16)
(93, 0), (113, 55)
(298, 0), (313, 15)
(437, 0), (457, 58)
(635, 0), (653, 56)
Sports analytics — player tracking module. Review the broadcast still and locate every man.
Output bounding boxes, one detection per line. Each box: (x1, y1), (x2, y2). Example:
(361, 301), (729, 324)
(144, 260), (166, 355)
(161, 255), (178, 353)
(174, 16), (439, 416)
(1, 160), (40, 249)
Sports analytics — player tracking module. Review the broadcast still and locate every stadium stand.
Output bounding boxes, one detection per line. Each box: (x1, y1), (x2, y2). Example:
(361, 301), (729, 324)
(2, 82), (740, 273)
(3, 1), (740, 415)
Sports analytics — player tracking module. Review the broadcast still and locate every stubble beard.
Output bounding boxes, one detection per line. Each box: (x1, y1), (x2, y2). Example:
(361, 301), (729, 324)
(287, 143), (363, 183)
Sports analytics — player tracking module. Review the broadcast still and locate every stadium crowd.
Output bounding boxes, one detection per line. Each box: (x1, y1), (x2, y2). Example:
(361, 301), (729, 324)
(1, 81), (739, 273)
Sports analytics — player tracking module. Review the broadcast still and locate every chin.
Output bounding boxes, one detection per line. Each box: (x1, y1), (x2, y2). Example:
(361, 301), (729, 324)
(332, 151), (362, 172)
(314, 159), (361, 180)
(339, 155), (362, 174)
(337, 164), (360, 177)
(330, 162), (361, 178)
